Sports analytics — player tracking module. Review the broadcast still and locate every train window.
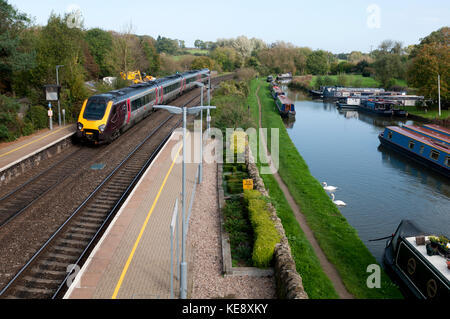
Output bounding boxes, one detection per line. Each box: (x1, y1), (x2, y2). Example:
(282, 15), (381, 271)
(131, 98), (141, 111)
(408, 141), (415, 150)
(84, 99), (107, 120)
(430, 150), (440, 161)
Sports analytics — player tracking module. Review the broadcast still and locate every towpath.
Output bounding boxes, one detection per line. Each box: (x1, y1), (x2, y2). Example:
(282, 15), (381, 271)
(255, 85), (354, 299)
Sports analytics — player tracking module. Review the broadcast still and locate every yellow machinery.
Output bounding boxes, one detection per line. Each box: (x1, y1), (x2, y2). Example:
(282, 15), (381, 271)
(120, 70), (155, 84)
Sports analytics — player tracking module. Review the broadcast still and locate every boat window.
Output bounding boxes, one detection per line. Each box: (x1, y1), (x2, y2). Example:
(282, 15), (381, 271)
(83, 99), (107, 120)
(430, 150), (440, 161)
(388, 132), (393, 139)
(408, 141), (415, 150)
(420, 145), (425, 154)
(445, 156), (450, 167)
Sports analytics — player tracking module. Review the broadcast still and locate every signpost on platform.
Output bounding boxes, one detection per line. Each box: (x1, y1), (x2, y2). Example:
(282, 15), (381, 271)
(44, 85), (61, 131)
(154, 104), (216, 299)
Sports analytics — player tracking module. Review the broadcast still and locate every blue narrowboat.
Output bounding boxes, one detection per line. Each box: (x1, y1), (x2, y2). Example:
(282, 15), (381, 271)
(379, 125), (450, 177)
(276, 95), (296, 118)
(360, 99), (394, 116)
(423, 124), (450, 138)
(383, 220), (450, 300)
(271, 86), (285, 99)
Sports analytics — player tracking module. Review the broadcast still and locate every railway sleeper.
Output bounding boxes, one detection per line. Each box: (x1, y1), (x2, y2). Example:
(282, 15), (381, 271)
(53, 245), (83, 254)
(79, 215), (105, 223)
(13, 286), (53, 296)
(58, 238), (90, 248)
(64, 232), (93, 241)
(73, 221), (101, 229)
(30, 268), (66, 278)
(23, 276), (61, 286)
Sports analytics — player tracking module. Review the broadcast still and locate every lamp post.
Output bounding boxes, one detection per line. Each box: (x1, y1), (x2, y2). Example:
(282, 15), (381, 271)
(153, 104), (216, 299)
(193, 82), (204, 183)
(207, 72), (211, 133)
(56, 65), (64, 126)
(438, 74), (441, 117)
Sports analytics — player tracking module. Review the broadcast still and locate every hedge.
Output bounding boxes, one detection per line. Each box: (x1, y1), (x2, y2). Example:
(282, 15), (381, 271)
(244, 190), (281, 268)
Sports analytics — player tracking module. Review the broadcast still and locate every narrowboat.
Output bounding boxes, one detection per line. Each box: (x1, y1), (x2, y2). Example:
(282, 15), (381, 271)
(423, 124), (450, 138)
(360, 99), (394, 116)
(271, 86), (285, 99)
(378, 125), (450, 178)
(276, 95), (296, 118)
(383, 220), (449, 300)
(267, 75), (273, 83)
(336, 97), (361, 109)
(402, 125), (450, 146)
(276, 72), (292, 81)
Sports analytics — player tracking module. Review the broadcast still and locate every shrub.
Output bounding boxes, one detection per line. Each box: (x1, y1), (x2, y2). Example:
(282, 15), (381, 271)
(26, 105), (48, 130)
(244, 190), (281, 268)
(21, 121), (34, 136)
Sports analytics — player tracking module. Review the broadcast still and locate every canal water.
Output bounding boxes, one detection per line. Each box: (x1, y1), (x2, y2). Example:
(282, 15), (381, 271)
(283, 89), (450, 263)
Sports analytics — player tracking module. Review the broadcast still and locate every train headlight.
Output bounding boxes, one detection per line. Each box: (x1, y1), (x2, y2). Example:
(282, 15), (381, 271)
(98, 124), (106, 133)
(77, 122), (83, 131)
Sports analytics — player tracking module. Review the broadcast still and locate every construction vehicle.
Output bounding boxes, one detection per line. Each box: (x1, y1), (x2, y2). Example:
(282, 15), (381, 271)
(120, 70), (156, 84)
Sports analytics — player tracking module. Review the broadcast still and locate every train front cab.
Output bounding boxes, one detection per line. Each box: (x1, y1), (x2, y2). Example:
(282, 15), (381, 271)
(77, 96), (115, 143)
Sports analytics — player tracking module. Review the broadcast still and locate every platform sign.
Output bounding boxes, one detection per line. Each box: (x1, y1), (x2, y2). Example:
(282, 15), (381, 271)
(243, 179), (254, 190)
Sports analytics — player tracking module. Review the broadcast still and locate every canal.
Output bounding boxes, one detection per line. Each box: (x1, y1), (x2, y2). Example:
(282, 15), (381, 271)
(284, 90), (450, 263)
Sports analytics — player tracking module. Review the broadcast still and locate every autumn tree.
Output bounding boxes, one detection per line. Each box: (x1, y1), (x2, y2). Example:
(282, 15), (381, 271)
(407, 30), (449, 105)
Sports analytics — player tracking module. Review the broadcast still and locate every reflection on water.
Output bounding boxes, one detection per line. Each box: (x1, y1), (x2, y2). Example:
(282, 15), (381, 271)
(282, 117), (296, 129)
(285, 95), (450, 263)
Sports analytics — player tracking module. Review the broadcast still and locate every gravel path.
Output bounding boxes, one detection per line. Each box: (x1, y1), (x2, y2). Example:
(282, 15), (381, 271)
(188, 155), (276, 299)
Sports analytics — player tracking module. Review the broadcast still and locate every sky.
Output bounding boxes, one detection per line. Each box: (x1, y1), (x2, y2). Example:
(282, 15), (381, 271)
(9, 0), (450, 53)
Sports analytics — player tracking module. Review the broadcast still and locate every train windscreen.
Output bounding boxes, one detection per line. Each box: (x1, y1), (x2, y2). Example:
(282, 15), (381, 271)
(84, 99), (107, 120)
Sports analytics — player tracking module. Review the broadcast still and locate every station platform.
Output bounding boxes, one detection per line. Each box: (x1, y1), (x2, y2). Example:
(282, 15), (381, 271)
(0, 124), (75, 173)
(64, 132), (200, 299)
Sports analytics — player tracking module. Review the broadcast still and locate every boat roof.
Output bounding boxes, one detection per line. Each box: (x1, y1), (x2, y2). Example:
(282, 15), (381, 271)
(278, 95), (294, 105)
(405, 237), (450, 282)
(403, 125), (450, 144)
(273, 86), (283, 93)
(387, 126), (450, 154)
(424, 124), (450, 137)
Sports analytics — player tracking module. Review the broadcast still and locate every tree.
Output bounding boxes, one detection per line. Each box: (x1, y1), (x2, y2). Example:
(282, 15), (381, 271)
(194, 39), (204, 49)
(306, 50), (329, 75)
(408, 38), (449, 105)
(0, 0), (35, 94)
(211, 47), (237, 72)
(156, 35), (179, 55)
(373, 40), (406, 88)
(85, 28), (115, 78)
(191, 56), (215, 70)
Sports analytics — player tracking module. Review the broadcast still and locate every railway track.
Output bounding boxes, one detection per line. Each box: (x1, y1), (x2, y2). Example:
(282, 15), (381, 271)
(0, 92), (204, 299)
(0, 74), (230, 229)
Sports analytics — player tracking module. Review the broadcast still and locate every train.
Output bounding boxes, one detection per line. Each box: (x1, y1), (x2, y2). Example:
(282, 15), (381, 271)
(76, 69), (210, 143)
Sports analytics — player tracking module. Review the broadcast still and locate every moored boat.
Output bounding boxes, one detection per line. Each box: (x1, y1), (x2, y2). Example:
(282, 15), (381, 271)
(378, 125), (450, 177)
(383, 220), (449, 300)
(360, 99), (394, 116)
(271, 86), (285, 99)
(276, 95), (296, 118)
(336, 97), (361, 109)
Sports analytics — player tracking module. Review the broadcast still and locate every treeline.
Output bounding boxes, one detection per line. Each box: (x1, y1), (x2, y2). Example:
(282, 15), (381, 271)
(0, 0), (448, 142)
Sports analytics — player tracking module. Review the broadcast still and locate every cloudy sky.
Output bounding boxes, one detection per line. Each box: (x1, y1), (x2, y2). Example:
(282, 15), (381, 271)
(9, 0), (450, 53)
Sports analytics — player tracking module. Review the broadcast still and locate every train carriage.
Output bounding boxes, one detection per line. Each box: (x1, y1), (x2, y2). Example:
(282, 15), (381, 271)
(76, 69), (210, 143)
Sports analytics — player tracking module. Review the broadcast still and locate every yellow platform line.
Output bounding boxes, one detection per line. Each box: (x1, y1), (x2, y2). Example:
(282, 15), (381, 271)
(112, 143), (183, 299)
(0, 127), (66, 159)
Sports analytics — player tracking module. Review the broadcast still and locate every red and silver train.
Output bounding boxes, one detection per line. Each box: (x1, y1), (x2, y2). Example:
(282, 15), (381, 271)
(76, 69), (210, 143)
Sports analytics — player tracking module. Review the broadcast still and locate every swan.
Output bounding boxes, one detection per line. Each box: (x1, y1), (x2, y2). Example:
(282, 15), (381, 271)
(322, 182), (338, 193)
(331, 194), (347, 207)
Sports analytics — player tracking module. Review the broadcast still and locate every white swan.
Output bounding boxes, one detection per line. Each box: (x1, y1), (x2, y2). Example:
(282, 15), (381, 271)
(331, 194), (347, 207)
(322, 182), (338, 193)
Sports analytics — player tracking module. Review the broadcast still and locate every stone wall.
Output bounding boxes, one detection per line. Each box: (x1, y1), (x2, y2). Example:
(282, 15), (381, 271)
(245, 146), (309, 299)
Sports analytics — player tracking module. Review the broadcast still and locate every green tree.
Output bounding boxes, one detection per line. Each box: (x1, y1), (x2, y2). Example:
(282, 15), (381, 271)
(306, 50), (329, 75)
(191, 56), (215, 70)
(0, 0), (35, 94)
(85, 28), (115, 78)
(373, 40), (406, 88)
(156, 36), (179, 55)
(408, 40), (449, 105)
